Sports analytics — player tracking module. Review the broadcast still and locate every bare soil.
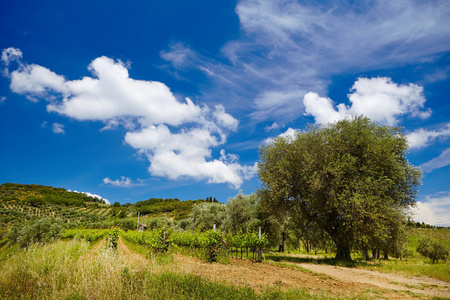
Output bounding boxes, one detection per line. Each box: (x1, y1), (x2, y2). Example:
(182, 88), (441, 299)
(118, 239), (450, 299)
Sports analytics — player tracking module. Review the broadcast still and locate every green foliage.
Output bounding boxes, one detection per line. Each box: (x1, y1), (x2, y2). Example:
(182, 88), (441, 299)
(258, 116), (422, 261)
(61, 229), (108, 243)
(416, 237), (449, 263)
(189, 202), (227, 231)
(134, 197), (208, 220)
(0, 183), (107, 206)
(146, 216), (174, 230)
(121, 229), (169, 252)
(223, 193), (261, 233)
(108, 228), (120, 249)
(8, 217), (65, 247)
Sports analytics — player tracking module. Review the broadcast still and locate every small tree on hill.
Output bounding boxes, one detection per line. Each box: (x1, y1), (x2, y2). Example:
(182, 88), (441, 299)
(416, 237), (449, 263)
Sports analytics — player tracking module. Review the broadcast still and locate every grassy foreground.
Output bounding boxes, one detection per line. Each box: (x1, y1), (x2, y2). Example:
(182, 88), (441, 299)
(0, 239), (365, 300)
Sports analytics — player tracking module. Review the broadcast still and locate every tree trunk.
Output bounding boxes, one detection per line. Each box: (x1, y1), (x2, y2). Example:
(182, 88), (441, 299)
(362, 249), (370, 260)
(335, 244), (352, 261)
(279, 231), (286, 252)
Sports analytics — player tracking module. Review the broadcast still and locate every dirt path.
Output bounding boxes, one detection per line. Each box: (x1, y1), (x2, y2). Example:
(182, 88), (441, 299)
(117, 238), (149, 271)
(292, 262), (450, 298)
(118, 240), (448, 299)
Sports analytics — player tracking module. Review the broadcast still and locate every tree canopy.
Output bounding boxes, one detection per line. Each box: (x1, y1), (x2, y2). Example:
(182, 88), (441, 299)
(258, 116), (422, 260)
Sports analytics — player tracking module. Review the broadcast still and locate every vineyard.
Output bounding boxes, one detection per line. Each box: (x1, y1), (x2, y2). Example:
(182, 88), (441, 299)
(60, 229), (109, 243)
(0, 202), (110, 228)
(121, 228), (268, 262)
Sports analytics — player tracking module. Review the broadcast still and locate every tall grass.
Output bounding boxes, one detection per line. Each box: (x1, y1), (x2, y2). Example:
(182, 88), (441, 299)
(0, 239), (363, 299)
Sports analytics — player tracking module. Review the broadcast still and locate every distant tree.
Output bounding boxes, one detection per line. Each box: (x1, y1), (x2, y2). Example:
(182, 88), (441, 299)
(113, 202), (121, 207)
(189, 202), (227, 231)
(258, 116), (422, 261)
(416, 237), (449, 263)
(223, 193), (260, 234)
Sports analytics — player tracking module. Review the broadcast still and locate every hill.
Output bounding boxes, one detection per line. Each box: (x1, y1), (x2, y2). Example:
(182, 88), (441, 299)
(0, 183), (210, 230)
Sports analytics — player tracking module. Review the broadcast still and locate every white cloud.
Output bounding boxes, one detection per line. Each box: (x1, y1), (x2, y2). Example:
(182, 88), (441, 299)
(303, 92), (345, 124)
(406, 123), (450, 149)
(412, 193), (450, 227)
(0, 96), (6, 103)
(5, 50), (253, 188)
(10, 64), (68, 96)
(420, 148), (450, 173)
(265, 122), (280, 131)
(213, 104), (239, 130)
(103, 176), (135, 187)
(52, 122), (65, 134)
(236, 0), (450, 69)
(160, 42), (197, 69)
(303, 77), (430, 125)
(264, 127), (297, 144)
(1, 47), (22, 66)
(124, 124), (255, 188)
(251, 89), (306, 121)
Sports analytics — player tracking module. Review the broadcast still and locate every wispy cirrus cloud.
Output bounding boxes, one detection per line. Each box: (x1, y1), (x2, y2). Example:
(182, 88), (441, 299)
(407, 123), (450, 149)
(420, 148), (450, 173)
(160, 0), (450, 125)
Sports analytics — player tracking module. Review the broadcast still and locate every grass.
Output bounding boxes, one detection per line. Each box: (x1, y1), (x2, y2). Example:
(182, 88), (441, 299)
(0, 239), (373, 300)
(364, 258), (450, 283)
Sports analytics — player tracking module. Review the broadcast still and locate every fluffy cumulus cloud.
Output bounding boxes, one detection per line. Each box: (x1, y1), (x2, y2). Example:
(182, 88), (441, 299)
(264, 127), (297, 144)
(413, 193), (450, 227)
(407, 123), (450, 149)
(125, 125), (255, 187)
(304, 77), (430, 125)
(3, 48), (254, 188)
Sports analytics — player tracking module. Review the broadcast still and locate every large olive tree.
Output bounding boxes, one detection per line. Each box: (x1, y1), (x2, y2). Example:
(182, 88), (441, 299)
(258, 116), (421, 260)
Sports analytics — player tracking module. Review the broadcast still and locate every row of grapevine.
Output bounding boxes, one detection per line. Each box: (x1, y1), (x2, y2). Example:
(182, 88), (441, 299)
(61, 229), (108, 243)
(121, 228), (268, 262)
(225, 230), (268, 260)
(121, 229), (168, 252)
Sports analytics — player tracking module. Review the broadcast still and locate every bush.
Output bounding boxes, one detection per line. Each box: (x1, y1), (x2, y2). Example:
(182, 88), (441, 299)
(7, 217), (65, 248)
(416, 237), (449, 263)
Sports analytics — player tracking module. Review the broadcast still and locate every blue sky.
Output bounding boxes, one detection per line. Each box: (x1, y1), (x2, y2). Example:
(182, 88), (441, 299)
(1, 0), (449, 226)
